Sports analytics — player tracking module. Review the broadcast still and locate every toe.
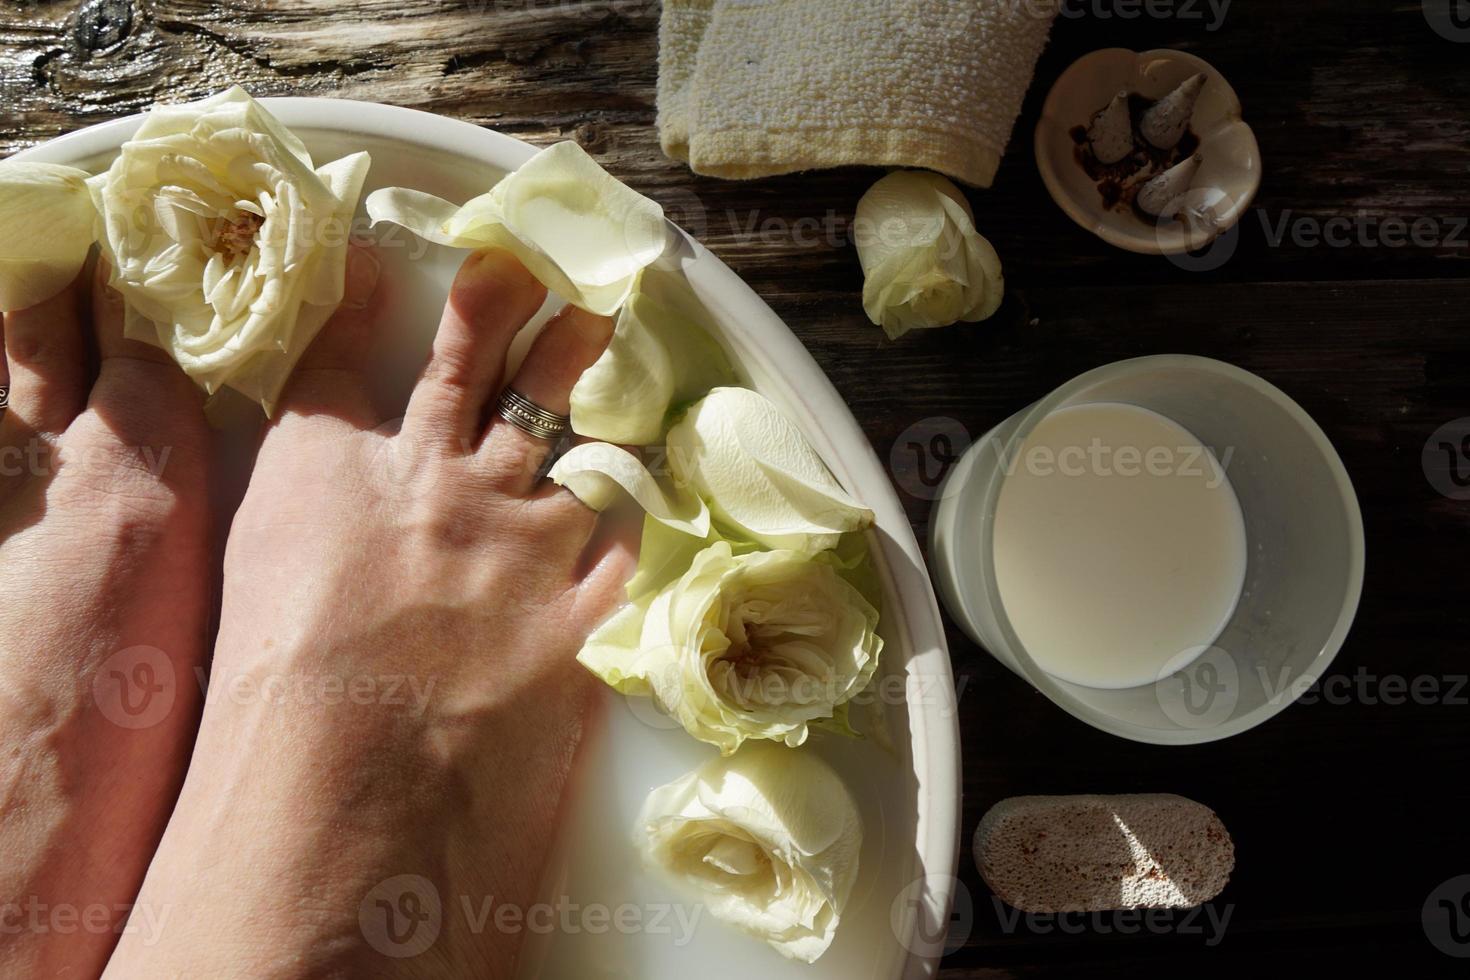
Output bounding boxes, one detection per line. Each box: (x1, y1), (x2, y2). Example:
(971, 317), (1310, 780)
(572, 505), (641, 616)
(481, 305), (614, 494)
(274, 244), (384, 428)
(403, 249), (547, 454)
(1, 268), (90, 437)
(86, 260), (205, 442)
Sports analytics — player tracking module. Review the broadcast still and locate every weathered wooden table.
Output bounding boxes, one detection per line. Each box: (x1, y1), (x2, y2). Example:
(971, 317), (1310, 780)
(4, 1), (1467, 975)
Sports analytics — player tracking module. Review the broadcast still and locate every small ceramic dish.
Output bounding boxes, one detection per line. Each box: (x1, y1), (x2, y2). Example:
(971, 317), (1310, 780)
(1034, 48), (1261, 255)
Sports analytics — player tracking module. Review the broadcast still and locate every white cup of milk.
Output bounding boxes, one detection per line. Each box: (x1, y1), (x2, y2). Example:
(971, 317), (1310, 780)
(930, 355), (1364, 744)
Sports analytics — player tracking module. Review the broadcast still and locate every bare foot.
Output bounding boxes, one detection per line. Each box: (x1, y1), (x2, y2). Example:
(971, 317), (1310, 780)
(0, 263), (211, 976)
(105, 248), (635, 978)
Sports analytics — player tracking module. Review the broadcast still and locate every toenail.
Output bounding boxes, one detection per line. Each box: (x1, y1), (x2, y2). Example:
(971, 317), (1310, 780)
(342, 247), (381, 310)
(468, 248), (540, 290)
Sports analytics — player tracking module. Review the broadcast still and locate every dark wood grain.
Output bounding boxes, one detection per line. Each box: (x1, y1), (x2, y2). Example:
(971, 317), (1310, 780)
(3, 0), (1467, 975)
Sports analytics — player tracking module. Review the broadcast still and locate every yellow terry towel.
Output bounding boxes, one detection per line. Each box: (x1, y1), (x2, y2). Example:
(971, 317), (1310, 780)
(658, 0), (1058, 188)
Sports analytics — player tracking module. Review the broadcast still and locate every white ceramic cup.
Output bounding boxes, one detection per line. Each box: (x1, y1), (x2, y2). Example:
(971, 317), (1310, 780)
(930, 355), (1365, 744)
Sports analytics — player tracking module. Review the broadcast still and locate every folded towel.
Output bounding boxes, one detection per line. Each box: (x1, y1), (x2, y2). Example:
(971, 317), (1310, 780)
(658, 0), (1058, 188)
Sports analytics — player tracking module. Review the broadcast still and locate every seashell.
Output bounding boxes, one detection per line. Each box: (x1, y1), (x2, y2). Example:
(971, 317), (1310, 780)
(1140, 72), (1206, 149)
(1087, 90), (1133, 165)
(1136, 153), (1201, 217)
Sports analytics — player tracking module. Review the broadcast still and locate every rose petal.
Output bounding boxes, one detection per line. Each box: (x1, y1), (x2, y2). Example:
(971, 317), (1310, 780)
(547, 442), (711, 538)
(568, 277), (736, 444)
(367, 141), (667, 316)
(666, 387), (872, 553)
(0, 162), (98, 312)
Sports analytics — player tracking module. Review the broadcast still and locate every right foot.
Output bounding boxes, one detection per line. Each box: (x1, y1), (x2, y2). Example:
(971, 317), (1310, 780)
(0, 263), (211, 977)
(105, 248), (637, 978)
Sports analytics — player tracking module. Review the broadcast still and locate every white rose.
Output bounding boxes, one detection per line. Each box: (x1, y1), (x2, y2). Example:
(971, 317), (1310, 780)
(366, 140), (667, 316)
(0, 162), (97, 312)
(87, 86), (370, 412)
(855, 170), (1004, 339)
(636, 742), (862, 963)
(579, 539), (882, 755)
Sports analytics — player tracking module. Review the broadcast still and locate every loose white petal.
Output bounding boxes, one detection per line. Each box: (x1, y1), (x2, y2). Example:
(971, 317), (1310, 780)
(568, 281), (735, 444)
(0, 162), (98, 312)
(363, 186), (464, 246)
(569, 292), (677, 444)
(548, 442), (711, 538)
(367, 141), (666, 315)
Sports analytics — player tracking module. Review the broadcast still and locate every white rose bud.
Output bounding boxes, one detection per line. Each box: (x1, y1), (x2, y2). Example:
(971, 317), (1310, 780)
(636, 743), (862, 963)
(855, 170), (1004, 339)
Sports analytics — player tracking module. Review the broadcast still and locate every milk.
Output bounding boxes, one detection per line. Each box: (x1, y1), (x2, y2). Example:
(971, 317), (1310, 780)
(991, 402), (1246, 690)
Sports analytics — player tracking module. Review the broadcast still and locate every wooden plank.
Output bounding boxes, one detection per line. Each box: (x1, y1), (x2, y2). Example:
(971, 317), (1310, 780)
(3, 0), (1469, 287)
